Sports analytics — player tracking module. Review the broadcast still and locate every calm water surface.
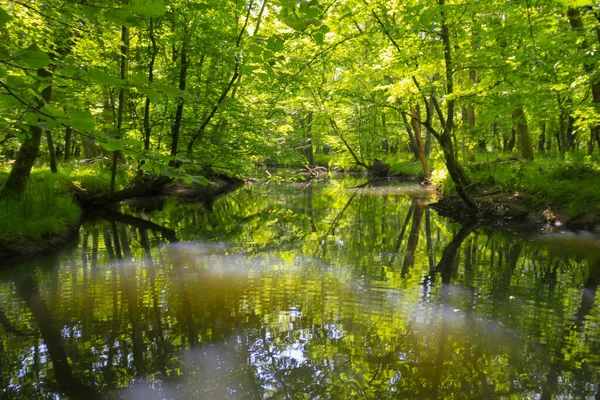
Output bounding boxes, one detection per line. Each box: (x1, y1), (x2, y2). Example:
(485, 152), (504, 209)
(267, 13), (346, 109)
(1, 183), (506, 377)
(1, 178), (600, 399)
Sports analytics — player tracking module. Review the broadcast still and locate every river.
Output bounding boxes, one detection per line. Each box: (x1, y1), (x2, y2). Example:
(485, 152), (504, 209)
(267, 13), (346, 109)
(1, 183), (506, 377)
(1, 177), (599, 399)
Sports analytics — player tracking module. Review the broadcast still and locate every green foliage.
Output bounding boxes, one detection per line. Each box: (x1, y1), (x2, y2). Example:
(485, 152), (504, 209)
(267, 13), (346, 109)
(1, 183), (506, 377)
(467, 153), (600, 220)
(0, 175), (80, 239)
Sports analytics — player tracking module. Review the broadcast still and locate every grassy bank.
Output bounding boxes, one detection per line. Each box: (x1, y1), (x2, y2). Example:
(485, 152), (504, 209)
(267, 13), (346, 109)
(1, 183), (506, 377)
(454, 152), (600, 227)
(0, 162), (131, 240)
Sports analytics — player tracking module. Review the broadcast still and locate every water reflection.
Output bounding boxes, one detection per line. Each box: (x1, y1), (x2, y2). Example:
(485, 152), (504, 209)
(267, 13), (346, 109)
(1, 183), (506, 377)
(1, 178), (600, 399)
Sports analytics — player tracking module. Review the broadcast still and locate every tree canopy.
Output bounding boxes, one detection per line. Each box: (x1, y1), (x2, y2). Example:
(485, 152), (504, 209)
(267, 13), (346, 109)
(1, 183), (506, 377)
(1, 0), (600, 202)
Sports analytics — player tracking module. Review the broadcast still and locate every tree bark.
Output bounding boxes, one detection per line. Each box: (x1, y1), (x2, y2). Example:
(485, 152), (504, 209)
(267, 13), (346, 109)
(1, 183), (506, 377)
(46, 131), (58, 173)
(512, 106), (534, 160)
(110, 26), (129, 194)
(1, 67), (53, 199)
(410, 104), (431, 180)
(143, 18), (157, 151)
(64, 126), (72, 161)
(170, 31), (188, 156)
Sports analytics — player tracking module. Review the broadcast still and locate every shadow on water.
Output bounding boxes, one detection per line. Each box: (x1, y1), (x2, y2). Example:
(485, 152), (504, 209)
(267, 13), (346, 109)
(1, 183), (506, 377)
(1, 178), (600, 399)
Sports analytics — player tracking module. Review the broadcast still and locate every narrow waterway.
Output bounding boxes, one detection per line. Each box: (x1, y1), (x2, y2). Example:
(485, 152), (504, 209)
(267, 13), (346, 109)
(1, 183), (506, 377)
(1, 178), (599, 399)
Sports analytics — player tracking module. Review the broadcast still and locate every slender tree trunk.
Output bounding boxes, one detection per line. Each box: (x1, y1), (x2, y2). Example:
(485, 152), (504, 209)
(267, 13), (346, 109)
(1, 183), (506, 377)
(143, 18), (157, 151)
(410, 104), (430, 180)
(538, 121), (546, 152)
(381, 112), (389, 153)
(305, 111), (314, 165)
(400, 111), (419, 160)
(64, 126), (72, 161)
(46, 131), (58, 173)
(110, 26), (129, 194)
(436, 0), (476, 209)
(567, 8), (599, 154)
(170, 32), (188, 157)
(512, 106), (534, 160)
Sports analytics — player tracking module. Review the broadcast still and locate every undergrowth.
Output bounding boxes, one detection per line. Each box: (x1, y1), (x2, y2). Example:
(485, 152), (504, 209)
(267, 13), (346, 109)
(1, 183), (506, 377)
(0, 161), (133, 239)
(0, 175), (80, 239)
(466, 152), (600, 220)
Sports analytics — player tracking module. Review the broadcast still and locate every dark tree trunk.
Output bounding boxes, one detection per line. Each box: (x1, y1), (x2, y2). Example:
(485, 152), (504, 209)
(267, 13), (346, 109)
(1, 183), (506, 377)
(538, 121), (546, 152)
(46, 131), (58, 173)
(110, 26), (129, 194)
(170, 32), (188, 156)
(1, 67), (53, 199)
(64, 126), (72, 161)
(143, 18), (157, 151)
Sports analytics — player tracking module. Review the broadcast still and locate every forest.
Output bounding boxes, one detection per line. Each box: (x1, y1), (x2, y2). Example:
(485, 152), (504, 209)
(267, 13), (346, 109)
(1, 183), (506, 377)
(1, 0), (600, 247)
(2, 1), (600, 398)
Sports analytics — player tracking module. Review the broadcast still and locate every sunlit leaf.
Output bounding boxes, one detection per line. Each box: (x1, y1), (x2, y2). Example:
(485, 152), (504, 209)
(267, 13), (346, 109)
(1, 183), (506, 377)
(130, 0), (167, 17)
(15, 46), (51, 69)
(0, 8), (11, 27)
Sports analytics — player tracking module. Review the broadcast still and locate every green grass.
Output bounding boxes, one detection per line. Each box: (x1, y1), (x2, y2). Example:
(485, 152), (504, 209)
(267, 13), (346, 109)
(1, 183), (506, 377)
(465, 152), (600, 221)
(0, 175), (81, 239)
(0, 161), (134, 239)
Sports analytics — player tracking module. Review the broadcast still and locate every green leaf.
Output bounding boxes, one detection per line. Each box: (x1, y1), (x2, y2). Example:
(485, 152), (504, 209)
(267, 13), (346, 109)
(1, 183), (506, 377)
(15, 46), (51, 69)
(41, 105), (65, 118)
(99, 139), (125, 152)
(187, 175), (209, 185)
(556, 0), (594, 6)
(141, 88), (161, 103)
(130, 0), (167, 17)
(313, 32), (324, 46)
(131, 73), (148, 86)
(37, 118), (57, 131)
(88, 68), (121, 86)
(65, 110), (95, 131)
(0, 8), (11, 27)
(267, 36), (285, 52)
(139, 162), (154, 172)
(155, 83), (182, 98)
(25, 112), (39, 126)
(104, 9), (132, 25)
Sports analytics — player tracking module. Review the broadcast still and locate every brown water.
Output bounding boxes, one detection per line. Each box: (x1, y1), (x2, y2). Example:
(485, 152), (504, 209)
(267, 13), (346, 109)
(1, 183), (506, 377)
(1, 178), (600, 399)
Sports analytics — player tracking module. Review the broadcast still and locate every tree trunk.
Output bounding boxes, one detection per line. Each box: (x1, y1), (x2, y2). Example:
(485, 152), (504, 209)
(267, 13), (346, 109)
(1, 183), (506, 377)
(110, 26), (129, 194)
(400, 111), (419, 160)
(1, 67), (53, 199)
(410, 104), (430, 180)
(46, 131), (58, 173)
(305, 111), (314, 166)
(143, 18), (157, 151)
(381, 113), (389, 153)
(512, 106), (534, 160)
(538, 121), (546, 152)
(170, 32), (188, 156)
(64, 126), (72, 161)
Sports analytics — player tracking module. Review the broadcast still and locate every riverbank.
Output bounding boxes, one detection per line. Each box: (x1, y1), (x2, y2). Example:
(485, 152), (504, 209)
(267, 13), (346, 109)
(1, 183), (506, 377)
(0, 166), (243, 263)
(432, 154), (600, 232)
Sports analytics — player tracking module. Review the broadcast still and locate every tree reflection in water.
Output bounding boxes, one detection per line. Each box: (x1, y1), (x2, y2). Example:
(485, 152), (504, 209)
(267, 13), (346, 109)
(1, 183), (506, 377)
(1, 179), (600, 399)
